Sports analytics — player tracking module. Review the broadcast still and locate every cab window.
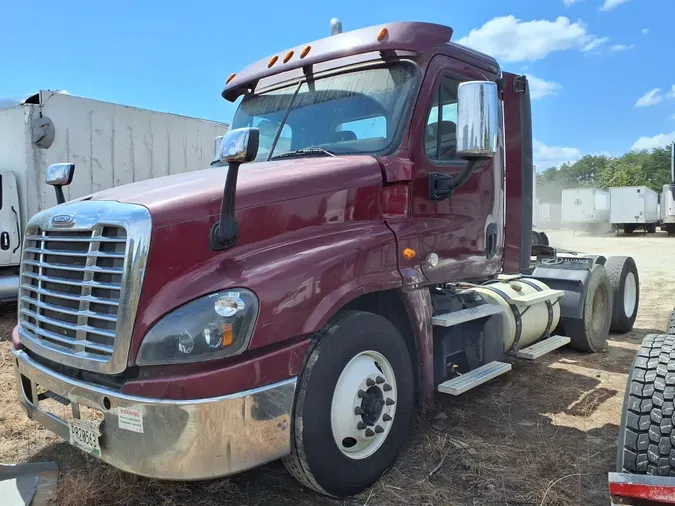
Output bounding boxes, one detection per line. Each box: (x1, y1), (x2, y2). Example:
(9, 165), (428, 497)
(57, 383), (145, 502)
(424, 75), (460, 161)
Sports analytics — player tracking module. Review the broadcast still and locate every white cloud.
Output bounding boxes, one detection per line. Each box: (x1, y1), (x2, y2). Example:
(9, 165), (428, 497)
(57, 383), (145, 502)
(527, 75), (563, 100)
(563, 0), (583, 5)
(600, 0), (630, 11)
(641, 28), (649, 35)
(609, 43), (634, 51)
(582, 36), (610, 51)
(630, 131), (675, 151)
(635, 88), (664, 107)
(667, 85), (675, 99)
(456, 16), (608, 62)
(533, 139), (583, 168)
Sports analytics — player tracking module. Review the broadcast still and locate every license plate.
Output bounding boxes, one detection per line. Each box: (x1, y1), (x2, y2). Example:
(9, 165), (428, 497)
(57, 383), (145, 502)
(69, 419), (101, 457)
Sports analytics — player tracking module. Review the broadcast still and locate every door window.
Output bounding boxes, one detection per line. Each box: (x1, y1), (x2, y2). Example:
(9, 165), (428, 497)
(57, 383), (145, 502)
(424, 75), (460, 161)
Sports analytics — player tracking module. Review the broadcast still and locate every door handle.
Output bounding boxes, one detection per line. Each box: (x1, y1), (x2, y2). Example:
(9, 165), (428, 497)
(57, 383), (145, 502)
(429, 173), (454, 200)
(1, 232), (9, 251)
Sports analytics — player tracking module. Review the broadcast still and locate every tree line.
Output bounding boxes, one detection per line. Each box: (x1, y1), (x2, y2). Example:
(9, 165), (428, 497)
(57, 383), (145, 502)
(537, 143), (673, 203)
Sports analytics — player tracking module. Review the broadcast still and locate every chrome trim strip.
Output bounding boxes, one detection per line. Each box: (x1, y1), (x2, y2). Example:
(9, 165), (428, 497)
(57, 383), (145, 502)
(19, 324), (114, 355)
(20, 296), (118, 322)
(22, 271), (122, 291)
(14, 349), (296, 480)
(20, 308), (116, 339)
(23, 259), (123, 275)
(18, 201), (152, 374)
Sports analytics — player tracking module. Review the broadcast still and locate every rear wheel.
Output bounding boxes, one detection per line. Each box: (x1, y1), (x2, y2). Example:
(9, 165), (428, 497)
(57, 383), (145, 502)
(606, 256), (639, 333)
(565, 265), (613, 352)
(648, 223), (657, 234)
(282, 311), (414, 497)
(624, 224), (636, 235)
(617, 334), (675, 476)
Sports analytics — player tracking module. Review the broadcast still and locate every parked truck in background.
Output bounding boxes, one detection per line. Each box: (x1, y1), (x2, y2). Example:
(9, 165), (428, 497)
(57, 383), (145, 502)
(0, 90), (228, 300)
(610, 185), (659, 235)
(660, 144), (675, 236)
(11, 21), (642, 497)
(561, 188), (610, 233)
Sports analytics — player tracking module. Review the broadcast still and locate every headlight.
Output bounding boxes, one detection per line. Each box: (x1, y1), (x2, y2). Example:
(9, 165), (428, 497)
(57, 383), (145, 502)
(136, 289), (259, 365)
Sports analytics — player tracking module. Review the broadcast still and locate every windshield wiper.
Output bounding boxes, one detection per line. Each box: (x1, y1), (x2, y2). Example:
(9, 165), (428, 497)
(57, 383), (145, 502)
(270, 148), (336, 160)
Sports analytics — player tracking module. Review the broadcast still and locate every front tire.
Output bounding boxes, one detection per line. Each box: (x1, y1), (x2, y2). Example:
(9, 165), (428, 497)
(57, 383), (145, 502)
(606, 256), (639, 333)
(283, 311), (414, 497)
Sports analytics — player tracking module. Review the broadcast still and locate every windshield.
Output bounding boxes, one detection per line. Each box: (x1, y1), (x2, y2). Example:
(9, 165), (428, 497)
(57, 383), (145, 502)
(230, 62), (417, 161)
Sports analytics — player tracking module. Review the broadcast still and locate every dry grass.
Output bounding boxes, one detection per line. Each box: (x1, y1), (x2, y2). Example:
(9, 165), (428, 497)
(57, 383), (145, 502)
(0, 230), (673, 505)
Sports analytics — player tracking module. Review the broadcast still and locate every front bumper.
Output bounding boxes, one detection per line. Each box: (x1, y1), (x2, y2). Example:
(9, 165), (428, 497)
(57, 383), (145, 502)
(13, 348), (296, 480)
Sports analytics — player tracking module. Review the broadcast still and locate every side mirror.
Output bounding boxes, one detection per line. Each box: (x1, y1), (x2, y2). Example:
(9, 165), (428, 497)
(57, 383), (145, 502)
(211, 127), (259, 167)
(456, 81), (499, 160)
(45, 163), (75, 204)
(209, 128), (259, 251)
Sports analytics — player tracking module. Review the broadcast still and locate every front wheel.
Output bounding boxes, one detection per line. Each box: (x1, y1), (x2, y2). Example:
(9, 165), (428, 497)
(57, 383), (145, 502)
(283, 311), (414, 497)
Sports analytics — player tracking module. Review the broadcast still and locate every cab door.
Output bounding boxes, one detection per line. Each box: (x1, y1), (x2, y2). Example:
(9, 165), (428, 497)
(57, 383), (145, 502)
(0, 171), (22, 267)
(408, 55), (503, 283)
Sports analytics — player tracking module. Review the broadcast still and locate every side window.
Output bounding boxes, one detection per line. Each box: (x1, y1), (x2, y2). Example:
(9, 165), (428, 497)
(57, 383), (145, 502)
(424, 75), (460, 161)
(336, 116), (387, 141)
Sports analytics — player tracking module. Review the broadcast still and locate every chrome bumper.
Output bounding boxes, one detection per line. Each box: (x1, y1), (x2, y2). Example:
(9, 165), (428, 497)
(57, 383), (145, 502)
(13, 349), (296, 480)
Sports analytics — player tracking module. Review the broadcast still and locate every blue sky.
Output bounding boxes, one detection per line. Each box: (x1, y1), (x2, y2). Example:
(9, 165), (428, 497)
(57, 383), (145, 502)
(2, 0), (674, 170)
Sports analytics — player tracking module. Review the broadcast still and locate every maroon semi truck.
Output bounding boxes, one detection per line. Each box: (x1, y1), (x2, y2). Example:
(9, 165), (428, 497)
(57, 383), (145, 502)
(12, 21), (641, 496)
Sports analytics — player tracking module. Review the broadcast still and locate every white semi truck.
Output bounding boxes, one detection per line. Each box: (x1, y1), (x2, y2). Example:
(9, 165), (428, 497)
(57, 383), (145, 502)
(0, 90), (228, 299)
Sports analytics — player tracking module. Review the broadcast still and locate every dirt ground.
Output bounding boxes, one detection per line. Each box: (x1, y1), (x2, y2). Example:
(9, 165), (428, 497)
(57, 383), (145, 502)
(1, 229), (674, 506)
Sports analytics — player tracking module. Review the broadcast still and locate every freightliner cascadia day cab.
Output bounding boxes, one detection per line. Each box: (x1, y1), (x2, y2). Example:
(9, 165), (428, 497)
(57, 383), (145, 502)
(12, 21), (641, 496)
(0, 90), (228, 301)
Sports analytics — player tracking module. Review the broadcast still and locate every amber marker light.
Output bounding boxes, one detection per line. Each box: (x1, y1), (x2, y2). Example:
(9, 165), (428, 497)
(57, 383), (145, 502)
(402, 248), (416, 260)
(226, 73), (236, 84)
(268, 56), (279, 68)
(300, 45), (311, 58)
(377, 28), (388, 41)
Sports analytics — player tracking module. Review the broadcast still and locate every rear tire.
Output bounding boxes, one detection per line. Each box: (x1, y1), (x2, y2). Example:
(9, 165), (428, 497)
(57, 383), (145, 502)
(617, 334), (675, 476)
(624, 224), (636, 235)
(648, 223), (657, 234)
(605, 256), (639, 333)
(539, 231), (550, 246)
(282, 311), (414, 497)
(565, 265), (613, 352)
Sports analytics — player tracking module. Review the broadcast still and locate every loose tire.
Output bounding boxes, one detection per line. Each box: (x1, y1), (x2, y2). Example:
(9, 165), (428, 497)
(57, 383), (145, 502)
(539, 231), (550, 246)
(605, 256), (639, 333)
(617, 334), (675, 476)
(565, 265), (613, 352)
(282, 311), (414, 497)
(532, 231), (542, 245)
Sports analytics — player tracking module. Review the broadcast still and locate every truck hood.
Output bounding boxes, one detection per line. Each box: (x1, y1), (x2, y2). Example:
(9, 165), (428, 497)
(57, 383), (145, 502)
(86, 156), (385, 228)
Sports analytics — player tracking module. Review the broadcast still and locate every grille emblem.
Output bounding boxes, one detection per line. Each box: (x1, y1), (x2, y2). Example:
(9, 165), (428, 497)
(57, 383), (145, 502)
(51, 214), (74, 227)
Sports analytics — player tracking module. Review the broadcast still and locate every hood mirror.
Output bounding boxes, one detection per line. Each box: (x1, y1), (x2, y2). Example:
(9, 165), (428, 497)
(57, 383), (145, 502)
(209, 128), (260, 251)
(45, 163), (75, 204)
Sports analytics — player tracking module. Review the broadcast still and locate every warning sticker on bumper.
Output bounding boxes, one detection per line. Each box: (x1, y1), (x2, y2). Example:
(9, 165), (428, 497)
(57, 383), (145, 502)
(118, 407), (144, 433)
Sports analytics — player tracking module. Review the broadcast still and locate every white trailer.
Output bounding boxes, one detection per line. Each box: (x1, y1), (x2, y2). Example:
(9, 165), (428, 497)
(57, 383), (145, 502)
(538, 202), (562, 229)
(609, 186), (659, 234)
(0, 90), (228, 299)
(561, 188), (610, 231)
(661, 144), (675, 235)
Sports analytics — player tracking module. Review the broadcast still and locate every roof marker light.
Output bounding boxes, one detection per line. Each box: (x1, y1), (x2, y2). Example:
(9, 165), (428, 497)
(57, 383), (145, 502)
(284, 50), (294, 63)
(377, 27), (389, 41)
(226, 73), (236, 84)
(300, 45), (311, 58)
(268, 56), (279, 68)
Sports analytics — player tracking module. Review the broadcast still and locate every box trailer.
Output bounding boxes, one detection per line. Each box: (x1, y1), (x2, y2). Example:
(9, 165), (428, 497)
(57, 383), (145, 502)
(538, 202), (562, 228)
(609, 186), (659, 234)
(561, 188), (609, 230)
(661, 144), (675, 235)
(0, 90), (228, 299)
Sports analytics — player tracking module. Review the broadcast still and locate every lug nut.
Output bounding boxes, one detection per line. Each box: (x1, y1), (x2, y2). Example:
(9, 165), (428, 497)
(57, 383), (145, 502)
(354, 406), (364, 415)
(357, 390), (366, 398)
(357, 421), (367, 430)
(375, 425), (384, 434)
(365, 428), (375, 437)
(376, 376), (385, 384)
(366, 378), (375, 387)
(383, 384), (392, 392)
(386, 398), (395, 406)
(383, 413), (392, 422)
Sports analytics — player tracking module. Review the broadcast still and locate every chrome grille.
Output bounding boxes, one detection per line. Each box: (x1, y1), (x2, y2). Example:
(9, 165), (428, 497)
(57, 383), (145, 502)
(17, 201), (152, 374)
(19, 227), (126, 359)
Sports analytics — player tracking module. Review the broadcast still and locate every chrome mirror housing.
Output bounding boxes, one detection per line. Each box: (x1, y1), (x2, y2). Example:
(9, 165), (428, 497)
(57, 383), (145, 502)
(456, 81), (499, 159)
(45, 163), (75, 186)
(212, 128), (259, 166)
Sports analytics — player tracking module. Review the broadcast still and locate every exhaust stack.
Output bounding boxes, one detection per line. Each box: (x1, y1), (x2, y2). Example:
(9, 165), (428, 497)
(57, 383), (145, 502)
(330, 18), (342, 35)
